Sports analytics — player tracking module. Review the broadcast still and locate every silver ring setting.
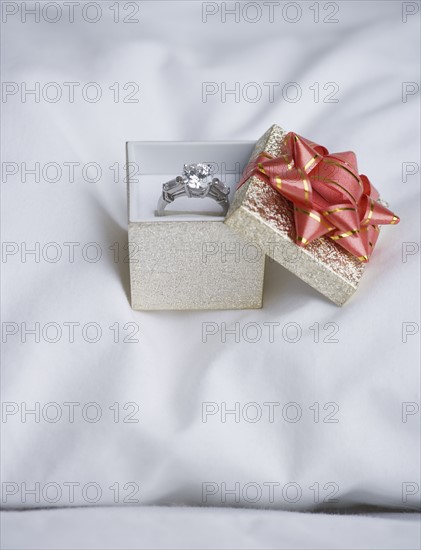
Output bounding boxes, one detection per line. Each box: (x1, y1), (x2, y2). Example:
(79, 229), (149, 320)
(156, 163), (230, 216)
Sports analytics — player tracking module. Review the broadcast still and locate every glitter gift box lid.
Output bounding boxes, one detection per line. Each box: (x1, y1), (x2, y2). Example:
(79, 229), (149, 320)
(224, 125), (366, 306)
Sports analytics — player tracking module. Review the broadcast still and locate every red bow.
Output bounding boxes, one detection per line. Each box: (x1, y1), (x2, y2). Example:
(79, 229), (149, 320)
(241, 132), (399, 261)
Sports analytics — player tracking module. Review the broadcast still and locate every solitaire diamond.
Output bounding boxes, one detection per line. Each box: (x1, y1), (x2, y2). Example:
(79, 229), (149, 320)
(183, 163), (213, 189)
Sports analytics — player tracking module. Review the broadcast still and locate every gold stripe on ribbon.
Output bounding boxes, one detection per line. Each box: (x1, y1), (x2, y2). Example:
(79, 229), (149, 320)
(391, 216), (399, 225)
(298, 168), (310, 203)
(295, 207), (321, 222)
(357, 255), (369, 261)
(297, 236), (308, 244)
(323, 206), (356, 215)
(294, 207), (335, 231)
(281, 154), (293, 170)
(360, 225), (377, 234)
(304, 154), (319, 172)
(330, 229), (360, 240)
(257, 163), (267, 175)
(361, 225), (380, 234)
(303, 178), (309, 202)
(275, 176), (282, 189)
(364, 198), (374, 224)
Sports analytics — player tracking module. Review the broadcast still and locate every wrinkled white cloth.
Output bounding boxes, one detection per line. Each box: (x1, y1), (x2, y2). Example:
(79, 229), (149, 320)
(1, 507), (420, 550)
(1, 0), (420, 547)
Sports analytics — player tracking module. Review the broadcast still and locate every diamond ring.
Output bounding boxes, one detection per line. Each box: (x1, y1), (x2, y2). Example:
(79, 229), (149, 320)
(156, 163), (230, 217)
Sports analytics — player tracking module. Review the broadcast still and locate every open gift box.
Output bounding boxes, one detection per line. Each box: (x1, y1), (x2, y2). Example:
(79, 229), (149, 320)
(127, 126), (399, 310)
(126, 141), (265, 310)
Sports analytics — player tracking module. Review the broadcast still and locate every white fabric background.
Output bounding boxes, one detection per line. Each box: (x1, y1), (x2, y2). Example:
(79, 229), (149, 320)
(1, 0), (420, 548)
(3, 507), (421, 550)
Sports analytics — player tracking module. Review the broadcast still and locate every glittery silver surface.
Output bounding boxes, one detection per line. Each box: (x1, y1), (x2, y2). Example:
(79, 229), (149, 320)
(225, 124), (365, 306)
(129, 221), (265, 310)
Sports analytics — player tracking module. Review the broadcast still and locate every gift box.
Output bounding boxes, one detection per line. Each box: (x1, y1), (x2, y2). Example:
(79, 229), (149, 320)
(224, 125), (399, 306)
(127, 141), (265, 310)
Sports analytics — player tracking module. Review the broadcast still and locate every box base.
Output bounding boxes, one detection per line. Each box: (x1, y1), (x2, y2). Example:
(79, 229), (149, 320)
(129, 221), (265, 311)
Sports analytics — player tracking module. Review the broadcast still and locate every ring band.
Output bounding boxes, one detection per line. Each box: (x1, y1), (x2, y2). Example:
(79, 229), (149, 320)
(156, 163), (230, 217)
